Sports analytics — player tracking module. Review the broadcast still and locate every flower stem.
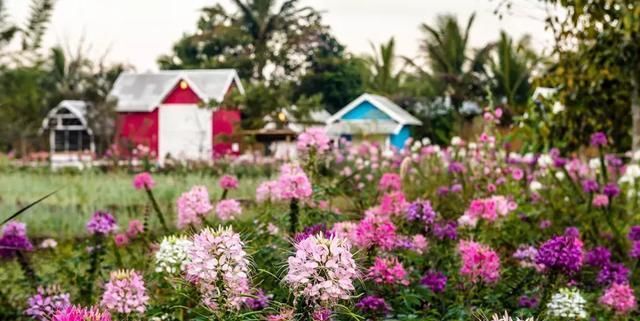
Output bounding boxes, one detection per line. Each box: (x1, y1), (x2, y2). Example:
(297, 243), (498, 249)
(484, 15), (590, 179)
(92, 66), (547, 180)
(145, 186), (169, 233)
(289, 199), (299, 235)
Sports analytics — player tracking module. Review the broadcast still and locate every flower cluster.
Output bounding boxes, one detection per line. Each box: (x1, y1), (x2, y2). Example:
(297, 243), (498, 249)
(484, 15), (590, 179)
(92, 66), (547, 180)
(536, 228), (584, 274)
(219, 175), (239, 190)
(215, 199), (242, 221)
(366, 257), (409, 286)
(132, 172), (155, 190)
(355, 295), (390, 316)
(352, 216), (398, 250)
(25, 287), (71, 321)
(185, 226), (250, 310)
(176, 185), (213, 228)
(276, 164), (312, 200)
(155, 235), (192, 274)
(51, 306), (112, 321)
(0, 221), (33, 258)
(285, 234), (357, 304)
(458, 196), (516, 226)
(378, 173), (402, 191)
(296, 127), (331, 155)
(547, 288), (588, 319)
(457, 240), (501, 283)
(599, 283), (637, 314)
(405, 199), (436, 225)
(420, 271), (447, 293)
(100, 270), (148, 314)
(256, 180), (280, 203)
(86, 211), (117, 236)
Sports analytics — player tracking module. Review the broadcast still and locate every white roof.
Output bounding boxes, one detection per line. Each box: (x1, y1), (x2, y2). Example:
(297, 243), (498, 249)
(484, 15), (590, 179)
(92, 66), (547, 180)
(327, 93), (423, 126)
(326, 119), (400, 135)
(109, 69), (244, 112)
(42, 100), (90, 128)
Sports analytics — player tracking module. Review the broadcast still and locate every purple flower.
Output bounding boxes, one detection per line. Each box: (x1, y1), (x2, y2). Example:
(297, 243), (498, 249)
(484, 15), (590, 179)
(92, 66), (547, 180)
(432, 220), (457, 240)
(585, 246), (611, 268)
(535, 229), (584, 274)
(406, 200), (436, 225)
(518, 295), (539, 309)
(355, 295), (390, 316)
(628, 226), (640, 241)
(603, 183), (620, 198)
(590, 132), (608, 147)
(86, 211), (117, 236)
(0, 221), (33, 258)
(606, 155), (623, 168)
(553, 157), (568, 168)
(25, 287), (71, 321)
(245, 289), (271, 310)
(450, 184), (463, 193)
(581, 179), (599, 193)
(448, 162), (465, 174)
(436, 186), (449, 197)
(630, 241), (640, 259)
(420, 271), (447, 293)
(293, 224), (333, 243)
(597, 262), (629, 286)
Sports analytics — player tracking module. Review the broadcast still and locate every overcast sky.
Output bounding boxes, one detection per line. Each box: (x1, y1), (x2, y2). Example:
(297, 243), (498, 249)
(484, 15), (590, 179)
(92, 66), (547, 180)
(6, 0), (555, 71)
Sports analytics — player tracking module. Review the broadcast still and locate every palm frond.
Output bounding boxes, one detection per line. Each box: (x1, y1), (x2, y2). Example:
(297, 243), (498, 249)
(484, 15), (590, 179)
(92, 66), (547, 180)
(21, 0), (54, 50)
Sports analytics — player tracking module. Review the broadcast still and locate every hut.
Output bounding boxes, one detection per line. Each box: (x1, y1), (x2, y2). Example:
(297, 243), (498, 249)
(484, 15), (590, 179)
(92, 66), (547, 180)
(40, 100), (95, 168)
(326, 93), (422, 149)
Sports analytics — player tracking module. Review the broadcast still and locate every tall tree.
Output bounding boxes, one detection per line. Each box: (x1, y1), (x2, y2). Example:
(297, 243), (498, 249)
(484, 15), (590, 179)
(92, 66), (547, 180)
(364, 38), (404, 96)
(158, 0), (328, 81)
(489, 31), (538, 114)
(418, 13), (493, 112)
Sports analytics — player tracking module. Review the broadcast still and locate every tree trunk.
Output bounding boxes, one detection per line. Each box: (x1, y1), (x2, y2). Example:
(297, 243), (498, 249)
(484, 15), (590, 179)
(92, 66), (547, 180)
(632, 74), (640, 150)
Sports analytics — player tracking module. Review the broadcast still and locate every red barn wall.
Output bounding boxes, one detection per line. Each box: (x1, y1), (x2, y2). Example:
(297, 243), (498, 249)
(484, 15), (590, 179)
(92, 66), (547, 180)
(212, 109), (241, 157)
(115, 109), (159, 157)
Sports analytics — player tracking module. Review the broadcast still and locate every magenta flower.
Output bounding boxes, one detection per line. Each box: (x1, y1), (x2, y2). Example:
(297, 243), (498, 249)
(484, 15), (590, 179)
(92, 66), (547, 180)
(132, 172), (154, 190)
(276, 164), (312, 200)
(459, 195), (516, 227)
(366, 257), (409, 286)
(100, 270), (148, 314)
(353, 216), (398, 251)
(378, 173), (402, 191)
(600, 283), (637, 314)
(536, 228), (584, 274)
(590, 131), (608, 147)
(0, 221), (33, 258)
(420, 271), (447, 293)
(219, 175), (239, 190)
(51, 306), (112, 321)
(176, 185), (213, 229)
(592, 194), (609, 208)
(86, 211), (117, 236)
(458, 240), (501, 284)
(215, 199), (242, 221)
(113, 234), (129, 247)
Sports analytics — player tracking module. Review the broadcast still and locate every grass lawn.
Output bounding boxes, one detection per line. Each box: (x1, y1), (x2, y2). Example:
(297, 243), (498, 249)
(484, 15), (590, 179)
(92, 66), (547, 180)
(0, 170), (264, 239)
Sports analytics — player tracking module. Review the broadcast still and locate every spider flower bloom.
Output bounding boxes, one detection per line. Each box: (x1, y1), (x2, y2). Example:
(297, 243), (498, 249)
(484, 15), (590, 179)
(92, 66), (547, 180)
(355, 295), (390, 316)
(406, 200), (436, 225)
(297, 127), (331, 155)
(132, 172), (154, 190)
(590, 131), (608, 147)
(256, 180), (280, 203)
(215, 199), (242, 221)
(176, 185), (213, 229)
(219, 175), (239, 190)
(536, 229), (584, 274)
(378, 173), (402, 191)
(100, 270), (148, 314)
(547, 288), (588, 319)
(459, 196), (516, 227)
(420, 271), (447, 293)
(276, 164), (312, 200)
(86, 211), (117, 236)
(592, 194), (609, 208)
(185, 226), (250, 310)
(353, 216), (398, 251)
(155, 235), (192, 274)
(366, 257), (409, 286)
(600, 283), (637, 314)
(25, 287), (71, 321)
(0, 221), (33, 258)
(457, 240), (501, 284)
(51, 306), (112, 321)
(285, 234), (357, 304)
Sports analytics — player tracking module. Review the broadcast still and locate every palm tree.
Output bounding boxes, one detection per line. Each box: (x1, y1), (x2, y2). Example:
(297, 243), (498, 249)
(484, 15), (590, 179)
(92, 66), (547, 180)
(0, 0), (54, 62)
(418, 13), (493, 111)
(0, 0), (18, 51)
(489, 31), (538, 114)
(364, 37), (404, 95)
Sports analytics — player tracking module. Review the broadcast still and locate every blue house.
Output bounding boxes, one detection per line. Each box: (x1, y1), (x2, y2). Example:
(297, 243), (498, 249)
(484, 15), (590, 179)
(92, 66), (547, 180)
(326, 93), (423, 149)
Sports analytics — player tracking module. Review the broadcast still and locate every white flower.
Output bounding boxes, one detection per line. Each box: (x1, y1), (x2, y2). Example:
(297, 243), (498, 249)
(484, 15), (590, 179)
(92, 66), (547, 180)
(547, 288), (588, 319)
(488, 312), (534, 321)
(552, 101), (565, 114)
(589, 158), (601, 170)
(537, 154), (553, 168)
(451, 136), (462, 146)
(555, 171), (565, 181)
(421, 138), (431, 146)
(620, 164), (640, 184)
(468, 142), (477, 150)
(633, 150), (640, 161)
(155, 235), (192, 274)
(39, 238), (58, 249)
(529, 181), (543, 192)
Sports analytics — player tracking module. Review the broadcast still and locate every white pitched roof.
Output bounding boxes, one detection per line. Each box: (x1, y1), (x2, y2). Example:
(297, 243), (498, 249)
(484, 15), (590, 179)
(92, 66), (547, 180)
(326, 119), (400, 135)
(327, 93), (422, 126)
(42, 100), (90, 127)
(110, 69), (244, 112)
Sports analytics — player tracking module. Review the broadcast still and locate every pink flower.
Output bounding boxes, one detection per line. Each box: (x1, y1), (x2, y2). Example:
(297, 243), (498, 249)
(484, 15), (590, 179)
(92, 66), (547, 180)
(100, 270), (148, 314)
(176, 185), (213, 229)
(132, 172), (154, 190)
(377, 191), (408, 216)
(593, 194), (609, 208)
(256, 180), (280, 203)
(276, 164), (312, 200)
(353, 216), (397, 251)
(378, 173), (402, 191)
(285, 234), (357, 304)
(366, 257), (409, 286)
(511, 167), (524, 181)
(297, 127), (331, 155)
(113, 233), (129, 247)
(411, 234), (428, 254)
(126, 220), (143, 238)
(215, 199), (242, 221)
(52, 306), (112, 321)
(459, 196), (516, 226)
(458, 240), (501, 284)
(600, 283), (637, 314)
(219, 175), (239, 190)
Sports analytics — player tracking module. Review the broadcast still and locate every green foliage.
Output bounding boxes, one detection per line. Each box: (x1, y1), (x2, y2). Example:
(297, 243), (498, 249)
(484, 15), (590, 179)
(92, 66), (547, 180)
(364, 38), (405, 96)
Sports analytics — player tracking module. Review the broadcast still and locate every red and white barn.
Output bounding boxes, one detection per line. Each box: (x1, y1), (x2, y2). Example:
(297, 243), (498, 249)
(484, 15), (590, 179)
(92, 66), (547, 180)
(109, 69), (244, 162)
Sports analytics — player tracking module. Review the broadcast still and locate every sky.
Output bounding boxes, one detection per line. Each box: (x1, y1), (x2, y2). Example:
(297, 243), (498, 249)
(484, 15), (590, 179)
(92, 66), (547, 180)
(5, 0), (555, 71)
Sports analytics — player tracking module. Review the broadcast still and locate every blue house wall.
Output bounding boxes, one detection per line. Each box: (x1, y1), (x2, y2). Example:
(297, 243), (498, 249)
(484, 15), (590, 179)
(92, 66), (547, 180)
(338, 100), (413, 149)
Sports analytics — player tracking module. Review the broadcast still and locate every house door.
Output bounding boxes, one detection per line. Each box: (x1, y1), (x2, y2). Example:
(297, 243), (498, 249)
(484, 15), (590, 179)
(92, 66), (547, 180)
(158, 104), (212, 162)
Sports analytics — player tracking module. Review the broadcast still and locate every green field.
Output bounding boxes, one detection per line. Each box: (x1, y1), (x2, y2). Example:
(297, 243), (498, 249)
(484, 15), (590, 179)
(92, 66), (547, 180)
(0, 171), (263, 239)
